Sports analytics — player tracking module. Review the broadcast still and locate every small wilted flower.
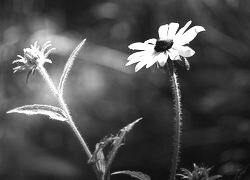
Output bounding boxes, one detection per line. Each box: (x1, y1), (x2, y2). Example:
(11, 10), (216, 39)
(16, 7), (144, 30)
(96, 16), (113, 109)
(127, 21), (205, 72)
(178, 163), (222, 180)
(12, 41), (55, 83)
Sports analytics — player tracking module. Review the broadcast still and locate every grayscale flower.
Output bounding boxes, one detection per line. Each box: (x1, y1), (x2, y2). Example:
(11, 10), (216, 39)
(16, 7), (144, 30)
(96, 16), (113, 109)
(178, 163), (222, 180)
(12, 41), (55, 83)
(127, 21), (205, 72)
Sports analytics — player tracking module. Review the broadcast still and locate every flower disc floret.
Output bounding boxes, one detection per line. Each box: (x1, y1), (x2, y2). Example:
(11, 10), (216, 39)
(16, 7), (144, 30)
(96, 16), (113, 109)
(127, 21), (205, 72)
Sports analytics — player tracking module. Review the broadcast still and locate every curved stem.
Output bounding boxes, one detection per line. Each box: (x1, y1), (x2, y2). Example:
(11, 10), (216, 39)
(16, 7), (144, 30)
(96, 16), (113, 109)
(37, 65), (92, 159)
(169, 65), (182, 180)
(58, 95), (92, 159)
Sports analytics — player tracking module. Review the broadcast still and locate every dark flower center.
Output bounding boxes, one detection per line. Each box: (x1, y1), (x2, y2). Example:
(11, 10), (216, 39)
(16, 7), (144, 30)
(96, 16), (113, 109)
(154, 39), (173, 52)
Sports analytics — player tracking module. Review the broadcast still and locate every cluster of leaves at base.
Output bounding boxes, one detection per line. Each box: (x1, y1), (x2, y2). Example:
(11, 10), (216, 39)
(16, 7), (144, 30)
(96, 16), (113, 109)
(88, 118), (150, 180)
(178, 164), (222, 180)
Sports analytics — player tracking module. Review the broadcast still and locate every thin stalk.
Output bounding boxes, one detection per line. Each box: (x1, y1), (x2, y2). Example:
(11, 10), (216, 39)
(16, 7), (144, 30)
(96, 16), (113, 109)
(169, 64), (182, 180)
(37, 65), (92, 159)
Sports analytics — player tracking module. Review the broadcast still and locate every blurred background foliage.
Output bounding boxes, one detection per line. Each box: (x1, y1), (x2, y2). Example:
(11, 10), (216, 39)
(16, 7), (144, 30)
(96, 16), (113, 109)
(1, 0), (250, 179)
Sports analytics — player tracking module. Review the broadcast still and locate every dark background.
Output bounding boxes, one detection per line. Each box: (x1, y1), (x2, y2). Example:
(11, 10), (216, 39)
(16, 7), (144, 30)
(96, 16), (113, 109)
(1, 0), (250, 179)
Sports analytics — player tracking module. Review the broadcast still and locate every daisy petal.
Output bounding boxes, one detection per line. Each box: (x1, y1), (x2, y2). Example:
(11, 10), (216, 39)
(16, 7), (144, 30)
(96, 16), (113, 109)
(168, 49), (180, 60)
(128, 42), (153, 51)
(12, 59), (25, 64)
(135, 59), (148, 72)
(127, 50), (154, 66)
(128, 51), (147, 60)
(178, 26), (205, 45)
(146, 54), (159, 68)
(13, 66), (21, 70)
(158, 53), (168, 67)
(173, 45), (195, 57)
(158, 24), (169, 39)
(168, 23), (179, 39)
(175, 21), (192, 38)
(144, 38), (157, 45)
(126, 57), (142, 66)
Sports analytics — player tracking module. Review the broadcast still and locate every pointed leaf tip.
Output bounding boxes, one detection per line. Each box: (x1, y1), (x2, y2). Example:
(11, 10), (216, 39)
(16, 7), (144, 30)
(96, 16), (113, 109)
(103, 118), (143, 177)
(58, 38), (87, 95)
(7, 104), (67, 121)
(123, 118), (142, 132)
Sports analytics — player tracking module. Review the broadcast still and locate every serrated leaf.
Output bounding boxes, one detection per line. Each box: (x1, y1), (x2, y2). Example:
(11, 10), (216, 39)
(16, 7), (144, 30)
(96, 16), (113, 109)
(7, 104), (67, 121)
(58, 39), (86, 95)
(89, 118), (142, 180)
(107, 118), (142, 164)
(112, 170), (151, 180)
(105, 118), (142, 178)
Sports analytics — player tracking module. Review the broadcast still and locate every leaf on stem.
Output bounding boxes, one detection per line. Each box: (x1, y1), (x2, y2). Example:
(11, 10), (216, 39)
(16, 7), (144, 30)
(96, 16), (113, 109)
(111, 171), (151, 180)
(106, 118), (142, 170)
(88, 118), (142, 179)
(88, 135), (115, 176)
(7, 104), (67, 121)
(58, 39), (86, 95)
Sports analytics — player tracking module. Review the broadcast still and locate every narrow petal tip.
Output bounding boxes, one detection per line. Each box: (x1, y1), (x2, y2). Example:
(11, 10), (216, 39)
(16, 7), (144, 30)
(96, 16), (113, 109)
(134, 66), (140, 72)
(126, 60), (137, 66)
(127, 55), (134, 61)
(195, 26), (206, 33)
(128, 44), (135, 50)
(125, 62), (131, 66)
(189, 49), (195, 56)
(145, 64), (151, 68)
(187, 20), (192, 25)
(135, 66), (143, 72)
(135, 62), (146, 72)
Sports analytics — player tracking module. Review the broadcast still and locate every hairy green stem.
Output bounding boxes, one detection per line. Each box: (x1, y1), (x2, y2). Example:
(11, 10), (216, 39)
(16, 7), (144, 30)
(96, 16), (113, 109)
(169, 65), (182, 180)
(37, 65), (92, 159)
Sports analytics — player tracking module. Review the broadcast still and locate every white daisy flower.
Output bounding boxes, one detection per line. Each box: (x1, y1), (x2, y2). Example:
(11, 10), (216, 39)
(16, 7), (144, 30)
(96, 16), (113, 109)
(126, 21), (205, 72)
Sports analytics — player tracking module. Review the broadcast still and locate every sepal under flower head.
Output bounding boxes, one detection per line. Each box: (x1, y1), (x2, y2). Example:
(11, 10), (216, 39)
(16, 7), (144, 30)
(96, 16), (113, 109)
(13, 41), (55, 83)
(127, 21), (205, 72)
(178, 163), (222, 180)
